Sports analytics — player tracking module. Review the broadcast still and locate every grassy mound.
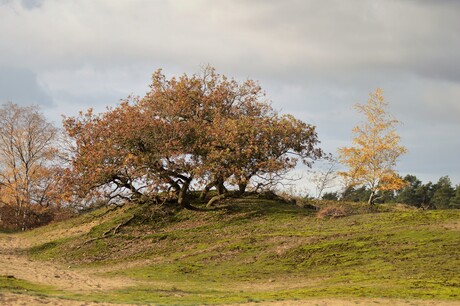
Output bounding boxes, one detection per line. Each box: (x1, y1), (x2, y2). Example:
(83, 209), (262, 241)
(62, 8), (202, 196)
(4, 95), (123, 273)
(3, 196), (460, 305)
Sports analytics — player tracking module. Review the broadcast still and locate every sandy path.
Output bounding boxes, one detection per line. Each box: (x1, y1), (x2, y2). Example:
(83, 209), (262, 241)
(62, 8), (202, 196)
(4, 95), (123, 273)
(1, 294), (459, 306)
(0, 233), (139, 293)
(0, 291), (132, 306)
(0, 231), (141, 305)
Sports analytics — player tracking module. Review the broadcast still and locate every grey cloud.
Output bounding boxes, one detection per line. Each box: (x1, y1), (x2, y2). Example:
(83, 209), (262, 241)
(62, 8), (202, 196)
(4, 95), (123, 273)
(0, 66), (53, 106)
(0, 0), (43, 9)
(21, 0), (42, 9)
(0, 0), (457, 82)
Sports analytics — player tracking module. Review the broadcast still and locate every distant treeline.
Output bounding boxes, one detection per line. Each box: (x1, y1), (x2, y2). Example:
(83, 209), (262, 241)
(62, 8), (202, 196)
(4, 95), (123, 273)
(322, 175), (460, 209)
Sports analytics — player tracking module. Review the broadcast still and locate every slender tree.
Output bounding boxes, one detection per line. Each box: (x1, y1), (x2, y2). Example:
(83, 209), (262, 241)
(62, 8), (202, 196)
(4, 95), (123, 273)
(311, 156), (339, 200)
(338, 88), (407, 205)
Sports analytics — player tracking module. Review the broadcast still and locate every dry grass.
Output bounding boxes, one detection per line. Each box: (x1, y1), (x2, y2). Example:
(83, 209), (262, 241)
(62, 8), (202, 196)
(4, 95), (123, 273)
(316, 205), (349, 219)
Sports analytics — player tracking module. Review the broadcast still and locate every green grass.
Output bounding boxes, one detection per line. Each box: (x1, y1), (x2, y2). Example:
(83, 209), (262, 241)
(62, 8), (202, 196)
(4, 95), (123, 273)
(0, 275), (58, 295)
(5, 197), (460, 304)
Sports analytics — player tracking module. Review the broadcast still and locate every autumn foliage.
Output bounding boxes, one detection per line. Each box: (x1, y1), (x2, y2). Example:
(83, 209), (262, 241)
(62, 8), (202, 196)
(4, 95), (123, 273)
(63, 67), (323, 208)
(0, 103), (65, 230)
(338, 88), (407, 205)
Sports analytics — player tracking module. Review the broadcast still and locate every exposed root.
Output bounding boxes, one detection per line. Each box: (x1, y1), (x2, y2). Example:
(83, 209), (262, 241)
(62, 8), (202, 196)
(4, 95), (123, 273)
(84, 215), (135, 244)
(206, 194), (227, 208)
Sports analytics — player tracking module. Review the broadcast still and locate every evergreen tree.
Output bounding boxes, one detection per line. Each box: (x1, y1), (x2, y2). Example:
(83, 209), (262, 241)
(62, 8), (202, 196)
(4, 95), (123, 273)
(450, 184), (460, 209)
(418, 182), (436, 209)
(431, 176), (455, 209)
(375, 189), (396, 204)
(322, 191), (339, 201)
(396, 175), (424, 207)
(341, 186), (371, 202)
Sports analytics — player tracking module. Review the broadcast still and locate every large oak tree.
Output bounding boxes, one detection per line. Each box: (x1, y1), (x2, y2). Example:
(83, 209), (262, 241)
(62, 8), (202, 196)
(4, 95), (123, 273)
(64, 67), (323, 208)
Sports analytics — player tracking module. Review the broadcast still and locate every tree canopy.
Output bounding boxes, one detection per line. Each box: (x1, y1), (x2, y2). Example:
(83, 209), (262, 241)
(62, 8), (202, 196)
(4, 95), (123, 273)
(63, 67), (323, 208)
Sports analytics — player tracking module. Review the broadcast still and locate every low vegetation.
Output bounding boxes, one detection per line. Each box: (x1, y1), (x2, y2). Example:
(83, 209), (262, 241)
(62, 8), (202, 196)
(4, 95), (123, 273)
(1, 196), (458, 305)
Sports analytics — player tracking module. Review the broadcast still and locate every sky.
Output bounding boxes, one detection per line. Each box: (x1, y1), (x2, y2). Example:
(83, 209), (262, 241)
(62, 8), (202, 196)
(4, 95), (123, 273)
(1, 0), (459, 191)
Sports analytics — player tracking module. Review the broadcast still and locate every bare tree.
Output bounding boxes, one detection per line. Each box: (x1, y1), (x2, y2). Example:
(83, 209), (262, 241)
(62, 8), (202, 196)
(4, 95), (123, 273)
(311, 155), (339, 200)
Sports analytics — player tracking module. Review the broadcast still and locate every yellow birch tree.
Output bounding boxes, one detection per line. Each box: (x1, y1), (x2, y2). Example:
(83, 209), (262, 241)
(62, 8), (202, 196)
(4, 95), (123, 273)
(338, 88), (407, 205)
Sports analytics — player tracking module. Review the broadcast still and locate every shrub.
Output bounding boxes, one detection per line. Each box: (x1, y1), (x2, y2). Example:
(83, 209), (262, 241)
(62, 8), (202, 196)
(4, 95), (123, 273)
(0, 205), (75, 231)
(316, 205), (349, 219)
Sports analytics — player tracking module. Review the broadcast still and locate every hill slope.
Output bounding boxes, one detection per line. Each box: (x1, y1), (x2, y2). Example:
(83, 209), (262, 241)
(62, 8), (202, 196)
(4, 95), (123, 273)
(1, 196), (460, 305)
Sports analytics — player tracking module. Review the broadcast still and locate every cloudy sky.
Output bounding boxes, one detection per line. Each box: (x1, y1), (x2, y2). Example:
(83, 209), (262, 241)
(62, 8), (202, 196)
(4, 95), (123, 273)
(1, 0), (459, 188)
